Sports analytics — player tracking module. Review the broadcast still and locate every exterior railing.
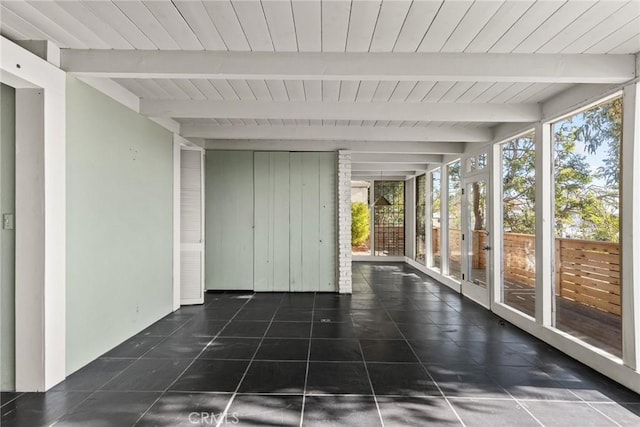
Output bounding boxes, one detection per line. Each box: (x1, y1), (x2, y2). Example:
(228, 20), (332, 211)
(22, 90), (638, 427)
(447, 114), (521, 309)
(432, 228), (621, 316)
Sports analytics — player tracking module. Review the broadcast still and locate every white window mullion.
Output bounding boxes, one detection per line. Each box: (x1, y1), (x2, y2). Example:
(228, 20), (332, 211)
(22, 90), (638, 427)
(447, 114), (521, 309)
(535, 121), (553, 326)
(621, 82), (640, 370)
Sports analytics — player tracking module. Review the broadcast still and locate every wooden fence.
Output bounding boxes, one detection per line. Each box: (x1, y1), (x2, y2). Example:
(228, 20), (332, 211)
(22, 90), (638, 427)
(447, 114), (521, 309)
(432, 228), (621, 316)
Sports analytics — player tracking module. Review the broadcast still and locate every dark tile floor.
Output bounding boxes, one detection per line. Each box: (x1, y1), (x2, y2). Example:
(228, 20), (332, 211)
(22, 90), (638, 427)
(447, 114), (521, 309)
(2, 262), (639, 426)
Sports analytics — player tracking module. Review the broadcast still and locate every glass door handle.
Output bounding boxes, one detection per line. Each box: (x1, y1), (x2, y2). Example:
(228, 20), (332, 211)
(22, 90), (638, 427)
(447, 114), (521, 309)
(482, 245), (492, 251)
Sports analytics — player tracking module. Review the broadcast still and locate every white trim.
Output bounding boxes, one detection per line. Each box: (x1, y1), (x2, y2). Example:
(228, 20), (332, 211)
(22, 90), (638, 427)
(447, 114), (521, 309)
(1, 36), (66, 391)
(621, 83), (640, 370)
(172, 136), (181, 311)
(534, 121), (553, 326)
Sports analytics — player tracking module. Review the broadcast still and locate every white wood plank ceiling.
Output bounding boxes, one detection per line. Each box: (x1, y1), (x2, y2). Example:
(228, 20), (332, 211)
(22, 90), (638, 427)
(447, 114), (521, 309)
(1, 0), (638, 172)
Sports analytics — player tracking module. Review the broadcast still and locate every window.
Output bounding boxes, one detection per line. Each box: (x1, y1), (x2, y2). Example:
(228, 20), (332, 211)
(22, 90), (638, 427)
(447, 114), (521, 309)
(446, 162), (461, 281)
(466, 152), (488, 173)
(552, 96), (622, 357)
(415, 174), (426, 263)
(429, 169), (441, 271)
(500, 132), (536, 318)
(373, 181), (405, 256)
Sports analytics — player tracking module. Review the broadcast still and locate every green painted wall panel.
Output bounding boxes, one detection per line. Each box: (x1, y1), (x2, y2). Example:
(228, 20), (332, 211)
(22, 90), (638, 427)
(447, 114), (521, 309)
(205, 151), (254, 290)
(0, 84), (16, 390)
(318, 153), (337, 292)
(254, 152), (290, 292)
(66, 76), (173, 375)
(301, 153), (321, 292)
(272, 153), (290, 291)
(289, 153), (304, 292)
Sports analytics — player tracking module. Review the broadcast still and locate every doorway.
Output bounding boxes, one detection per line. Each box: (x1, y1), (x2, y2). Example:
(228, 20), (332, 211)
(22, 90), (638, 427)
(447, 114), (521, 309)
(461, 176), (491, 308)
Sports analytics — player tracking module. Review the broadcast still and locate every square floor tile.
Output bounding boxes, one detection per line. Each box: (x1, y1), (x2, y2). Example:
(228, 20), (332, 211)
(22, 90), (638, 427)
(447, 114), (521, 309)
(410, 340), (477, 365)
(449, 398), (540, 427)
(227, 394), (302, 426)
(102, 336), (165, 358)
(274, 309), (313, 322)
(234, 307), (278, 321)
(170, 359), (249, 392)
(427, 365), (509, 398)
(306, 362), (372, 395)
(590, 403), (640, 426)
(0, 391), (91, 427)
(309, 339), (363, 362)
(143, 336), (211, 359)
(137, 392), (232, 426)
(219, 321), (270, 338)
(360, 340), (418, 363)
(101, 358), (190, 391)
(265, 322), (311, 338)
(522, 401), (618, 426)
(54, 391), (160, 426)
(313, 309), (352, 323)
(354, 322), (403, 339)
(367, 363), (440, 396)
(377, 396), (462, 426)
(302, 395), (382, 427)
(199, 338), (261, 360)
(51, 358), (134, 391)
(238, 361), (306, 394)
(255, 338), (310, 361)
(312, 322), (356, 339)
(171, 319), (228, 337)
(139, 318), (189, 337)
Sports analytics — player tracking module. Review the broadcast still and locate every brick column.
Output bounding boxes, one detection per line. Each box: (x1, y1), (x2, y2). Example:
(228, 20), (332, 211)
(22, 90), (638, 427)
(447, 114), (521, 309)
(337, 150), (352, 294)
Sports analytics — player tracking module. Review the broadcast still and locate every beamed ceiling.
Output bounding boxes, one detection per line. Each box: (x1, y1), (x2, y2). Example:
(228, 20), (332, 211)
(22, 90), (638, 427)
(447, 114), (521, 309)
(1, 0), (638, 175)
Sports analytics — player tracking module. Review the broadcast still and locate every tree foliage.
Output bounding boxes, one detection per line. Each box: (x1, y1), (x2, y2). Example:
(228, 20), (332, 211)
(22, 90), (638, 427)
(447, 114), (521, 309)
(500, 98), (621, 242)
(351, 202), (370, 247)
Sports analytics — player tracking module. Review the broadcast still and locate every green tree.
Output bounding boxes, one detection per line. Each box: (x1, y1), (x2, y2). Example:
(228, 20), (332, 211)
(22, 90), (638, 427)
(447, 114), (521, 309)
(351, 202), (370, 247)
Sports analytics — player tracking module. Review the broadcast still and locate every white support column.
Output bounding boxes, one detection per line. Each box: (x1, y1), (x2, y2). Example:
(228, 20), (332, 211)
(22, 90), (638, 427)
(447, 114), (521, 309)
(621, 83), (640, 370)
(489, 143), (503, 306)
(2, 36), (66, 391)
(337, 150), (352, 294)
(534, 121), (553, 326)
(404, 177), (416, 260)
(440, 166), (450, 276)
(172, 135), (181, 311)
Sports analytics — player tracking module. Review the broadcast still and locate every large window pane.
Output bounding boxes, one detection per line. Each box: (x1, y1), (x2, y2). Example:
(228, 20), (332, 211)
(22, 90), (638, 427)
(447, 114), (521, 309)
(429, 169), (441, 271)
(447, 162), (461, 281)
(500, 133), (536, 317)
(416, 174), (426, 263)
(552, 96), (622, 357)
(374, 181), (405, 256)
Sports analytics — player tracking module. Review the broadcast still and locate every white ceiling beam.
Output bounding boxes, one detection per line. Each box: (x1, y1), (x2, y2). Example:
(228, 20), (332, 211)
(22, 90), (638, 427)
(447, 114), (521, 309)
(184, 124), (490, 143)
(351, 153), (442, 164)
(146, 100), (538, 122)
(352, 170), (419, 176)
(204, 139), (466, 154)
(352, 175), (411, 180)
(353, 163), (430, 171)
(60, 50), (636, 84)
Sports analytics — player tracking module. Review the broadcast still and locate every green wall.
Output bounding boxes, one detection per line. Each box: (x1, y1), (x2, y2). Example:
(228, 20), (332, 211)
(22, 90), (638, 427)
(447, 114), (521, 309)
(66, 76), (173, 374)
(0, 84), (16, 390)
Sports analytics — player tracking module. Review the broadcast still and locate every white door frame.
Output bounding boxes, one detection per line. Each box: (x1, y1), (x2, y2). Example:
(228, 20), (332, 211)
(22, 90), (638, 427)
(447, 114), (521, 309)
(460, 161), (492, 309)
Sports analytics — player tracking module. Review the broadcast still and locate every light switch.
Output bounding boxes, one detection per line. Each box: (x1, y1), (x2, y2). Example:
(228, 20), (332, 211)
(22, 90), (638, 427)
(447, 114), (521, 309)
(3, 214), (14, 230)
